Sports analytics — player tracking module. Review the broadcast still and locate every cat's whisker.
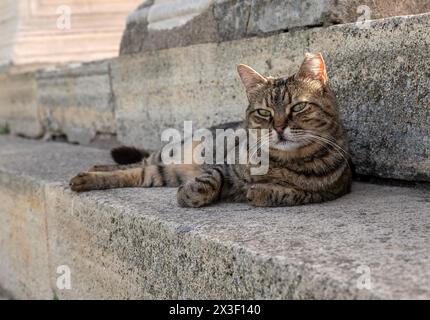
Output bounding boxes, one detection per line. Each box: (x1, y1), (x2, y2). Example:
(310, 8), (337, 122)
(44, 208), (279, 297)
(247, 132), (272, 155)
(249, 139), (271, 161)
(251, 141), (271, 162)
(290, 130), (350, 156)
(248, 139), (269, 155)
(286, 130), (351, 171)
(300, 135), (351, 170)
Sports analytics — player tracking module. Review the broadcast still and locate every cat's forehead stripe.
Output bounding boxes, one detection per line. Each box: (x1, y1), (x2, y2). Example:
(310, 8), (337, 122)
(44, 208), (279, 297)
(267, 82), (290, 107)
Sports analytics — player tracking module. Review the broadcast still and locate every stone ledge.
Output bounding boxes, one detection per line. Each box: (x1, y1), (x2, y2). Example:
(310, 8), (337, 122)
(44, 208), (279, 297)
(120, 0), (430, 54)
(0, 136), (429, 299)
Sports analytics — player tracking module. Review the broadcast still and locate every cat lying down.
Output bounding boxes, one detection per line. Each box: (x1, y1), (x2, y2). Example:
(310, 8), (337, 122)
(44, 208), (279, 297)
(70, 53), (352, 207)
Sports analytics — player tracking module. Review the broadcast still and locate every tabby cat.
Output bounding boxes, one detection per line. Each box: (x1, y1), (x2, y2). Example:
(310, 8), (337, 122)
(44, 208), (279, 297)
(70, 53), (352, 207)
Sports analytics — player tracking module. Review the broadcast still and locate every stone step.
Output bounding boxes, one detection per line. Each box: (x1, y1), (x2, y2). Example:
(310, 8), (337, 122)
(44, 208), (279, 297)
(120, 0), (430, 54)
(0, 136), (429, 299)
(0, 13), (429, 182)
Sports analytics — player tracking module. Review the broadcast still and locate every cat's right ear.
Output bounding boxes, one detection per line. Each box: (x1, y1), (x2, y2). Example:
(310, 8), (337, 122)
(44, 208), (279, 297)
(237, 64), (267, 95)
(296, 52), (328, 85)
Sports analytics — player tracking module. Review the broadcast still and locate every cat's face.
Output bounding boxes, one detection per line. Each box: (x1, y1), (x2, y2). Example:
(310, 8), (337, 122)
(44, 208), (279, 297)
(238, 53), (339, 153)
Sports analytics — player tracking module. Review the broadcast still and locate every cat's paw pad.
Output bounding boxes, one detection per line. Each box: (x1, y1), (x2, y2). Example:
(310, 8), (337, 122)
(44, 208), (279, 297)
(177, 183), (209, 208)
(69, 172), (97, 192)
(246, 185), (272, 207)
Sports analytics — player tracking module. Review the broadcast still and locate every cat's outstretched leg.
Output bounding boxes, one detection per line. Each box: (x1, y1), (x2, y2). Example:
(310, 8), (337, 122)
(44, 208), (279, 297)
(70, 164), (202, 192)
(87, 163), (143, 172)
(177, 167), (224, 208)
(70, 168), (144, 192)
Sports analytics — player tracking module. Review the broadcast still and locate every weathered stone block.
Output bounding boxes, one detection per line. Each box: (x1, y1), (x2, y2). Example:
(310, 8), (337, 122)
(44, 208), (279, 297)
(0, 182), (52, 299)
(246, 0), (330, 35)
(0, 144), (52, 299)
(307, 15), (430, 181)
(0, 60), (118, 146)
(120, 0), (430, 54)
(248, 0), (430, 35)
(0, 71), (44, 138)
(329, 0), (430, 24)
(36, 61), (116, 145)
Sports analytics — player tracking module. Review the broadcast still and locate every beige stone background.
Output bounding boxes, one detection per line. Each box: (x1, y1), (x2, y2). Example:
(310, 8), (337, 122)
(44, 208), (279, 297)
(0, 0), (140, 72)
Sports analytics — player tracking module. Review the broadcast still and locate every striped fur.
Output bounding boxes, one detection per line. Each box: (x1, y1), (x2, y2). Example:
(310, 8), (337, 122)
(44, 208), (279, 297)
(70, 53), (352, 207)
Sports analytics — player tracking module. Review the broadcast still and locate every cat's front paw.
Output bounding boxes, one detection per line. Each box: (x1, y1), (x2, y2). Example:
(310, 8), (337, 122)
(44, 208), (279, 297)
(246, 185), (273, 207)
(177, 183), (208, 208)
(69, 172), (98, 192)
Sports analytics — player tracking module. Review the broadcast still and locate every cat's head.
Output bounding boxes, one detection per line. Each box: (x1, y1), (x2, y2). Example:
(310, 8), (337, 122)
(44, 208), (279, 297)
(238, 53), (341, 154)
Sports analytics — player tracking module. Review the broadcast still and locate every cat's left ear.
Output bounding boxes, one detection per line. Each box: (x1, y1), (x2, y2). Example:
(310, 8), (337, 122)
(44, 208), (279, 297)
(237, 64), (267, 94)
(296, 52), (328, 85)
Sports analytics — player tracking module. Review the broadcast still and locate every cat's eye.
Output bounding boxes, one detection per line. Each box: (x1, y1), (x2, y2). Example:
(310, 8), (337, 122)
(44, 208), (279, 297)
(256, 109), (272, 117)
(292, 103), (308, 112)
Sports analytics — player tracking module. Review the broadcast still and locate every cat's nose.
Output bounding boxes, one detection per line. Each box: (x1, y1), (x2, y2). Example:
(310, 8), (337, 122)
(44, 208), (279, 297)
(274, 126), (286, 134)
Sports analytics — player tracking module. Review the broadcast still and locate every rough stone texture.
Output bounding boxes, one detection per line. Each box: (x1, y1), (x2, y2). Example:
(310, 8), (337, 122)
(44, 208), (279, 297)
(308, 15), (430, 182)
(0, 173), (52, 299)
(36, 61), (117, 145)
(0, 285), (13, 300)
(120, 0), (430, 54)
(246, 0), (330, 35)
(0, 1), (18, 71)
(0, 71), (44, 138)
(0, 136), (429, 299)
(329, 0), (430, 24)
(121, 0), (220, 54)
(0, 60), (118, 146)
(112, 13), (430, 182)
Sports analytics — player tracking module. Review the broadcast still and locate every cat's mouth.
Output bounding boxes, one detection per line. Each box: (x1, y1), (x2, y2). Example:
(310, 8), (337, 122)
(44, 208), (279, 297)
(270, 134), (304, 151)
(271, 140), (303, 151)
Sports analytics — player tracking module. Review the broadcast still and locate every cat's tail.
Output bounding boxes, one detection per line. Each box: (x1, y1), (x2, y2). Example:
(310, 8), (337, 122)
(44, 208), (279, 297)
(111, 146), (150, 164)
